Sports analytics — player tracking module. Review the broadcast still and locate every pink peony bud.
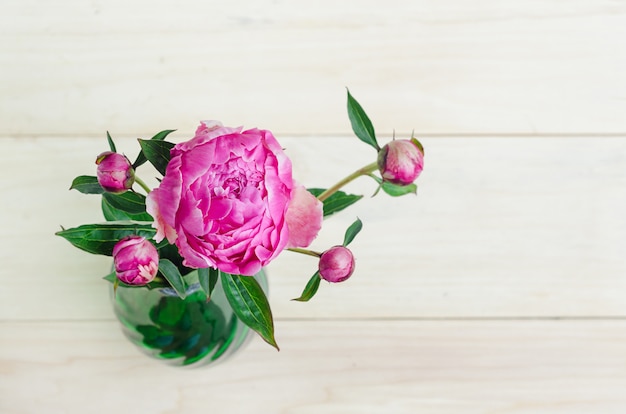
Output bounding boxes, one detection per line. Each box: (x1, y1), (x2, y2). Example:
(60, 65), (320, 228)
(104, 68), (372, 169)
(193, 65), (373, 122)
(112, 236), (159, 285)
(318, 245), (355, 283)
(95, 151), (135, 193)
(377, 139), (424, 186)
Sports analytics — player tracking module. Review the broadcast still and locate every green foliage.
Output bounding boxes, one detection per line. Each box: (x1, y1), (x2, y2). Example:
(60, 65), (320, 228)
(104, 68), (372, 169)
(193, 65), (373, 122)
(158, 259), (187, 299)
(198, 267), (220, 300)
(70, 175), (104, 194)
(343, 218), (363, 246)
(133, 130), (176, 170)
(102, 191), (148, 215)
(55, 221), (156, 256)
(370, 175), (418, 197)
(221, 273), (278, 350)
(292, 272), (322, 302)
(138, 139), (175, 176)
(106, 131), (117, 153)
(346, 89), (379, 151)
(307, 188), (363, 217)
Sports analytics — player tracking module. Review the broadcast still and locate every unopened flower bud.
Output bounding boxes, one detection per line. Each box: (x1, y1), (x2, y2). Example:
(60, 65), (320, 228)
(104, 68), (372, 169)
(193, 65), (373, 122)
(113, 236), (159, 285)
(319, 245), (355, 283)
(96, 151), (135, 193)
(377, 139), (424, 186)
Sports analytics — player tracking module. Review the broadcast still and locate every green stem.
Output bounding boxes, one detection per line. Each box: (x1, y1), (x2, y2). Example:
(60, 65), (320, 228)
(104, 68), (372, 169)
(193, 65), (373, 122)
(287, 248), (322, 258)
(316, 161), (378, 202)
(134, 176), (152, 194)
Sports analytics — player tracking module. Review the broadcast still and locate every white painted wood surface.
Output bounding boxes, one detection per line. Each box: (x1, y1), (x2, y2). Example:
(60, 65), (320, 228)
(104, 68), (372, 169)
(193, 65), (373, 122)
(2, 1), (626, 412)
(2, 0), (626, 136)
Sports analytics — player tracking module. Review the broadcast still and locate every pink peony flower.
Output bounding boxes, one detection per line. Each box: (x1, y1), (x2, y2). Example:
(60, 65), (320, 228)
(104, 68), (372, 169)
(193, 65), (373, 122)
(285, 183), (323, 248)
(377, 139), (424, 186)
(95, 151), (135, 193)
(147, 121), (294, 276)
(318, 245), (355, 283)
(113, 236), (159, 285)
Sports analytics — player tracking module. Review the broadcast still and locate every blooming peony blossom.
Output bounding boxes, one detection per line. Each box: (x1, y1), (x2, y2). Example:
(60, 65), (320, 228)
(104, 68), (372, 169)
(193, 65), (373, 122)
(113, 236), (159, 285)
(285, 183), (323, 248)
(377, 139), (424, 186)
(318, 245), (355, 283)
(95, 151), (135, 193)
(147, 121), (294, 276)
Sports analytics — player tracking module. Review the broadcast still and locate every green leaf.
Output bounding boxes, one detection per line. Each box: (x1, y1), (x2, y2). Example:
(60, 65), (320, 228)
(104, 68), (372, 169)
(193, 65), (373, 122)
(347, 89), (379, 151)
(55, 221), (156, 256)
(198, 267), (220, 300)
(307, 188), (363, 217)
(138, 139), (175, 176)
(292, 271), (322, 302)
(221, 273), (278, 350)
(343, 218), (363, 246)
(198, 268), (210, 298)
(103, 271), (116, 283)
(70, 175), (104, 194)
(370, 175), (418, 197)
(158, 259), (187, 299)
(106, 131), (117, 153)
(382, 182), (417, 197)
(101, 197), (153, 222)
(133, 129), (176, 169)
(102, 191), (147, 214)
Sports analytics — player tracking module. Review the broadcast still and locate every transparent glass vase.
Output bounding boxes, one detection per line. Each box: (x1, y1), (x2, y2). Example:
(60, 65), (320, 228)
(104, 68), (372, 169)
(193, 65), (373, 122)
(111, 269), (267, 367)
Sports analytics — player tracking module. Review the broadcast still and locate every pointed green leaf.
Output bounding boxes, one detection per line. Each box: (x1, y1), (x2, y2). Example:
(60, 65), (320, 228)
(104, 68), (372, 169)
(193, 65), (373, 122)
(70, 175), (104, 194)
(382, 182), (417, 197)
(208, 268), (219, 296)
(197, 267), (220, 300)
(158, 259), (187, 299)
(103, 271), (116, 283)
(56, 221), (156, 255)
(138, 139), (175, 176)
(307, 188), (363, 217)
(347, 89), (379, 151)
(101, 197), (153, 222)
(221, 273), (278, 350)
(292, 271), (322, 302)
(106, 131), (117, 153)
(343, 218), (363, 246)
(102, 191), (147, 214)
(133, 130), (176, 169)
(370, 174), (418, 197)
(198, 268), (210, 298)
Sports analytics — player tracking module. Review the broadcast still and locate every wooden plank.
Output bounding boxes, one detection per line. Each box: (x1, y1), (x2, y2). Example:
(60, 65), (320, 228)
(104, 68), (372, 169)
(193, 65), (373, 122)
(2, 1), (626, 136)
(1, 136), (624, 320)
(2, 319), (626, 413)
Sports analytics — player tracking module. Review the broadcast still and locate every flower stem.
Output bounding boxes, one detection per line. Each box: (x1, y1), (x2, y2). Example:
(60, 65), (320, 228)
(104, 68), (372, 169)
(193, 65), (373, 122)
(316, 161), (378, 202)
(134, 176), (152, 194)
(287, 247), (322, 258)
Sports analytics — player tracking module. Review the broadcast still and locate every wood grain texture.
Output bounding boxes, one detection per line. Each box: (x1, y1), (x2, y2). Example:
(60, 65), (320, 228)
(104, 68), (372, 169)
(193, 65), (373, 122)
(2, 319), (626, 414)
(1, 136), (624, 321)
(2, 2), (626, 410)
(2, 0), (626, 136)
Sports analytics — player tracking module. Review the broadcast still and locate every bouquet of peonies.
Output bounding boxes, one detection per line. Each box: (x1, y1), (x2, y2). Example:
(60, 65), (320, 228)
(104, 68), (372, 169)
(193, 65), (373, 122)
(57, 90), (424, 351)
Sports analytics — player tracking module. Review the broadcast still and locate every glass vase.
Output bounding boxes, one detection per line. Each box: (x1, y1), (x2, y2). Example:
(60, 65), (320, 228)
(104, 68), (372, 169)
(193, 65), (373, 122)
(110, 269), (267, 367)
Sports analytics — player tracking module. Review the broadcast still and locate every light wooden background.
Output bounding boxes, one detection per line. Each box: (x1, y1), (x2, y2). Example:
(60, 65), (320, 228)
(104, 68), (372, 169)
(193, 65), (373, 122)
(1, 1), (626, 413)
